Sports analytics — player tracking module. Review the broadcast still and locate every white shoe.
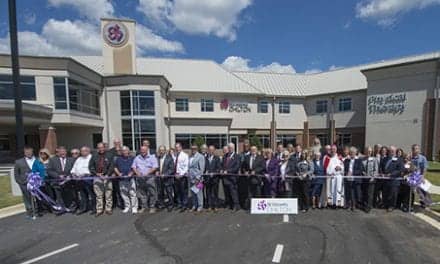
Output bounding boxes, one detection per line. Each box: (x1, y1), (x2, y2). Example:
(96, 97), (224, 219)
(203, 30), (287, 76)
(132, 208), (138, 214)
(122, 208), (130, 213)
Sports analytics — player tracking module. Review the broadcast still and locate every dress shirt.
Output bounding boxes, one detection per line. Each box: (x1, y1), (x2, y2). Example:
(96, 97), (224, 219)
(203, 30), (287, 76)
(25, 156), (36, 170)
(175, 151), (189, 176)
(132, 154), (158, 176)
(71, 154), (92, 176)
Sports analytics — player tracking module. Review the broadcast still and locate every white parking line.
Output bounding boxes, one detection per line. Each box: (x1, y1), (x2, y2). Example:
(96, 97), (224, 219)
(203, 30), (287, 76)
(272, 244), (284, 263)
(20, 243), (79, 264)
(283, 214), (289, 223)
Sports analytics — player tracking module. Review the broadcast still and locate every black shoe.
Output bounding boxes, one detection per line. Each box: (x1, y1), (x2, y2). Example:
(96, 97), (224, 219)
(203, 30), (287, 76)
(90, 211), (96, 215)
(76, 210), (87, 215)
(167, 207), (173, 212)
(179, 208), (186, 213)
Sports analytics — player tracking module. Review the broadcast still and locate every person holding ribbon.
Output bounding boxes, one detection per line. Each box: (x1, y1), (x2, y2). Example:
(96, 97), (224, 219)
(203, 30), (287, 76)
(89, 142), (114, 216)
(71, 146), (94, 215)
(362, 146), (379, 213)
(114, 146), (137, 214)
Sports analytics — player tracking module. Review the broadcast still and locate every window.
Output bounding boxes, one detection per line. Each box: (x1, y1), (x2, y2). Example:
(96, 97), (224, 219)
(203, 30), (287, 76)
(316, 100), (327, 113)
(338, 98), (352, 112)
(279, 101), (290, 114)
(53, 77), (67, 109)
(316, 134), (329, 146)
(337, 133), (352, 147)
(176, 98), (189, 112)
(201, 99), (214, 112)
(258, 100), (269, 113)
(0, 135), (10, 151)
(0, 74), (36, 100)
(277, 134), (296, 147)
(175, 134), (228, 149)
(120, 90), (157, 151)
(68, 79), (100, 115)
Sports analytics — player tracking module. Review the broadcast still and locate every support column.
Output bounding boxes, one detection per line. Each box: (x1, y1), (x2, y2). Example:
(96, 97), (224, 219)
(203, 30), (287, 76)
(270, 96), (277, 151)
(329, 119), (336, 145)
(303, 121), (310, 149)
(39, 125), (57, 154)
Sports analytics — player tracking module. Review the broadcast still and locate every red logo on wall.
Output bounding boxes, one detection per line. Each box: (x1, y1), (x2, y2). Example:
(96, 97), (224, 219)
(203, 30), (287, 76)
(220, 99), (229, 110)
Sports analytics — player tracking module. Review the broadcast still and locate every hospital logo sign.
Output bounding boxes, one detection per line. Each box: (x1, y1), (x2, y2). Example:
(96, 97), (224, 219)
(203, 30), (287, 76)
(368, 93), (406, 115)
(251, 198), (298, 214)
(220, 99), (251, 113)
(103, 22), (128, 47)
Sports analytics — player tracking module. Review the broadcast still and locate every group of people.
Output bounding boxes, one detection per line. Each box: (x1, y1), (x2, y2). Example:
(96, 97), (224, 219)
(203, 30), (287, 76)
(14, 137), (432, 218)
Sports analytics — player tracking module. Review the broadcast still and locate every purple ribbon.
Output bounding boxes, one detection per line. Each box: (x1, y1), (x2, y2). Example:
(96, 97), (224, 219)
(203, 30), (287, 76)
(26, 172), (70, 212)
(407, 171), (423, 187)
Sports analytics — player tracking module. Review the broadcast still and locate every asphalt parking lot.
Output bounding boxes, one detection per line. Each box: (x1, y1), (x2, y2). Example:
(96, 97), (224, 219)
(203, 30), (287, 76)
(0, 209), (439, 264)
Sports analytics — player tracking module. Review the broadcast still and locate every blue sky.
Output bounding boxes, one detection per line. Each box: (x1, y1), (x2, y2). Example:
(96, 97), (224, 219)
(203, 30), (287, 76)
(0, 0), (439, 73)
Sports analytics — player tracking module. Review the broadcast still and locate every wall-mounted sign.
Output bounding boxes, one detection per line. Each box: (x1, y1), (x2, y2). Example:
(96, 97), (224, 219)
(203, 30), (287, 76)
(368, 93), (406, 115)
(103, 22), (128, 47)
(220, 99), (251, 113)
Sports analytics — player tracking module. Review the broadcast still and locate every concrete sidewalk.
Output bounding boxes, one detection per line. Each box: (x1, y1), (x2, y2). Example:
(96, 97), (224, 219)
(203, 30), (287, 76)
(0, 204), (24, 219)
(430, 184), (440, 194)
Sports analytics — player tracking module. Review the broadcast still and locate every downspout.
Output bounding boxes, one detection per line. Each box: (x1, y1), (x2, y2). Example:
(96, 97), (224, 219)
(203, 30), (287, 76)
(166, 84), (172, 149)
(432, 60), (440, 161)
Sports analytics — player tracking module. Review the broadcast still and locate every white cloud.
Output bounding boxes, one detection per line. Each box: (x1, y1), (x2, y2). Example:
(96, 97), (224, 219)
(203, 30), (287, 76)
(137, 0), (252, 41)
(356, 0), (440, 27)
(48, 0), (114, 21)
(221, 56), (296, 74)
(0, 18), (184, 56)
(23, 11), (37, 25)
(304, 69), (322, 74)
(329, 65), (343, 71)
(136, 24), (185, 54)
(0, 19), (100, 56)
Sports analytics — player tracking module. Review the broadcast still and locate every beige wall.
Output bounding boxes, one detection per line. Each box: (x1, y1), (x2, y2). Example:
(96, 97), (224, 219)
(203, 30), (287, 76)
(364, 60), (438, 153)
(305, 91), (366, 129)
(167, 92), (307, 130)
(56, 126), (102, 150)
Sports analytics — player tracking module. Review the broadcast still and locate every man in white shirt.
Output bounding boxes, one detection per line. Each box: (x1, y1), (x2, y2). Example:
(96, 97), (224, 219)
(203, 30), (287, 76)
(174, 143), (189, 212)
(71, 146), (94, 215)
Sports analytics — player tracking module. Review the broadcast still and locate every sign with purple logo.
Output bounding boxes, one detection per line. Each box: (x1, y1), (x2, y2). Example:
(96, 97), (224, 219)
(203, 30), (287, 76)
(251, 198), (298, 214)
(103, 22), (128, 47)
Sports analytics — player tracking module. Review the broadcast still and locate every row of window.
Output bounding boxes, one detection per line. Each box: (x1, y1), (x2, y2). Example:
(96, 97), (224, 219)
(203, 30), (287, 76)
(316, 133), (352, 147)
(120, 91), (157, 151)
(175, 98), (291, 114)
(315, 98), (352, 113)
(54, 77), (100, 115)
(0, 74), (36, 100)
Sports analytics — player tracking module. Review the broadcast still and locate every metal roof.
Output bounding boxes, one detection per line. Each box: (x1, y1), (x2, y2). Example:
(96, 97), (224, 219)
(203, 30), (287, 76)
(71, 51), (440, 97)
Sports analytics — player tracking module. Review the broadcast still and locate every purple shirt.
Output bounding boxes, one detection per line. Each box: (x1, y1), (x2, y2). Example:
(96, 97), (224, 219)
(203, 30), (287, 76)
(132, 154), (158, 175)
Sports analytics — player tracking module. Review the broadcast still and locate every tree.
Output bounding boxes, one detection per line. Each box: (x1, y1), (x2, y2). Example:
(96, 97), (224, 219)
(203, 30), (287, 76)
(192, 135), (205, 148)
(248, 134), (262, 150)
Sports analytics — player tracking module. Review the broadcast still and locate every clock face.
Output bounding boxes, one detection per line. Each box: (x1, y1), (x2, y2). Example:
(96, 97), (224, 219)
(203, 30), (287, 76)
(103, 22), (129, 47)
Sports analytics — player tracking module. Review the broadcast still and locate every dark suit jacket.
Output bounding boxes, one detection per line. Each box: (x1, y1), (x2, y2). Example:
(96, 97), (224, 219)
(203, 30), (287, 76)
(344, 158), (365, 183)
(14, 158), (32, 185)
(158, 154), (175, 176)
(243, 154), (265, 184)
(379, 156), (390, 174)
(47, 156), (75, 180)
(205, 154), (222, 173)
(286, 155), (299, 177)
(384, 157), (404, 186)
(222, 152), (240, 174)
(89, 152), (113, 176)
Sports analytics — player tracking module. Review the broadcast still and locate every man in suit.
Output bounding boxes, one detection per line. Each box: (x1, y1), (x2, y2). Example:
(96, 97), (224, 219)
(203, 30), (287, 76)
(108, 137), (124, 210)
(243, 146), (265, 209)
(47, 146), (76, 214)
(156, 145), (175, 212)
(189, 144), (206, 212)
(238, 140), (251, 209)
(174, 142), (189, 212)
(89, 142), (114, 216)
(14, 146), (39, 218)
(343, 147), (364, 210)
(204, 145), (222, 211)
(384, 146), (404, 212)
(222, 142), (241, 211)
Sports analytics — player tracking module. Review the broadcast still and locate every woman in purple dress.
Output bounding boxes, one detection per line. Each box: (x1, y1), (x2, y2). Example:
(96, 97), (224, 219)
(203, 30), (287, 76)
(263, 149), (280, 198)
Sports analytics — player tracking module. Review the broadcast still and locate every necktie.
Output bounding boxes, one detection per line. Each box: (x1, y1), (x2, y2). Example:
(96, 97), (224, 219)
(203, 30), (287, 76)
(174, 152), (180, 174)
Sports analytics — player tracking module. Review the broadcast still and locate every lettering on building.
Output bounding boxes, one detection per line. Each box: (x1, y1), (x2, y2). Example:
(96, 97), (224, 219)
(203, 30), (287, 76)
(220, 99), (251, 113)
(367, 93), (406, 115)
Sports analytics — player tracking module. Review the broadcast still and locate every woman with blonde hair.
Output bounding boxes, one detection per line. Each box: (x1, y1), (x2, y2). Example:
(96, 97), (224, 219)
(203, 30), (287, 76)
(32, 148), (52, 213)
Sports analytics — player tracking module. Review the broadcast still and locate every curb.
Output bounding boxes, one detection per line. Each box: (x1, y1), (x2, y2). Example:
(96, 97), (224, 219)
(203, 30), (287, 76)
(0, 203), (25, 219)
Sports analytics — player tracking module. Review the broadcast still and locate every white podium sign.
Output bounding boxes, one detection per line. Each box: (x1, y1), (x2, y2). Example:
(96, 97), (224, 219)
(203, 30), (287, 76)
(250, 198), (298, 214)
